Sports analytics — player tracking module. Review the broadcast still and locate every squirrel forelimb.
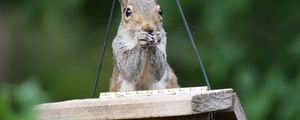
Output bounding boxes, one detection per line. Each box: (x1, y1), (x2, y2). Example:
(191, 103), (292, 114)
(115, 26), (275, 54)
(109, 0), (179, 92)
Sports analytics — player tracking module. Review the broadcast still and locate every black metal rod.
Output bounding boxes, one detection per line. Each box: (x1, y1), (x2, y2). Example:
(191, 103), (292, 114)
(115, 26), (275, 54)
(91, 0), (116, 98)
(175, 0), (212, 91)
(175, 1), (215, 119)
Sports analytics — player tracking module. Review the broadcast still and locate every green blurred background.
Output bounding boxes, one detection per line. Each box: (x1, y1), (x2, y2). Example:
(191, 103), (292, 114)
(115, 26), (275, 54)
(1, 0), (300, 120)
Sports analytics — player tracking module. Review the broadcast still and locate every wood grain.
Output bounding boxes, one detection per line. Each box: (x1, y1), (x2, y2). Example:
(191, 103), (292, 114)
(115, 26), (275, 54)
(35, 87), (246, 120)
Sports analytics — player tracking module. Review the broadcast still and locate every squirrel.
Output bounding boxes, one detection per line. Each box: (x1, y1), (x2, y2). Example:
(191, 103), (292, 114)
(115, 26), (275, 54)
(109, 0), (179, 92)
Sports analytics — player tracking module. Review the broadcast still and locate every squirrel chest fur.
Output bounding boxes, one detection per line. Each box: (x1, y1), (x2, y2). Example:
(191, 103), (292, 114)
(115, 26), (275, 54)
(110, 0), (179, 92)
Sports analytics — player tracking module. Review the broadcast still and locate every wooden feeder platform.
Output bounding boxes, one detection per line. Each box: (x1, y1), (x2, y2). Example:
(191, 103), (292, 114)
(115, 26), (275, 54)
(35, 86), (247, 120)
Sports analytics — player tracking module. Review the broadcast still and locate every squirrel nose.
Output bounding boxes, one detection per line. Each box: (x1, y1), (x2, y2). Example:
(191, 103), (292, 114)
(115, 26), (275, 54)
(144, 29), (154, 35)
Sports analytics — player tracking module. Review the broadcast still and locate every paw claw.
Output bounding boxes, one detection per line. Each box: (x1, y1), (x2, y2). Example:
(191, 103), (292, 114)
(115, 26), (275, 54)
(137, 31), (162, 47)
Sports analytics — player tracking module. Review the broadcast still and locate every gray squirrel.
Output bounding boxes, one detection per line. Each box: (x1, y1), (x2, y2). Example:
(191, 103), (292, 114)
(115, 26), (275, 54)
(110, 0), (179, 92)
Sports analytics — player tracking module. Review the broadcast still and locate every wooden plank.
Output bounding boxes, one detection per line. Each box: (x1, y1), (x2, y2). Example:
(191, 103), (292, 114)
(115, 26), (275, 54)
(192, 89), (233, 113)
(134, 114), (210, 120)
(100, 86), (208, 99)
(232, 94), (247, 120)
(35, 87), (235, 120)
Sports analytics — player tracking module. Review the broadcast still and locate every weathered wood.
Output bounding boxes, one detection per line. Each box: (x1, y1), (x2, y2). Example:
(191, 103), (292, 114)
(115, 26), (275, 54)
(232, 94), (247, 120)
(192, 89), (233, 113)
(100, 86), (208, 99)
(35, 87), (246, 120)
(135, 114), (210, 120)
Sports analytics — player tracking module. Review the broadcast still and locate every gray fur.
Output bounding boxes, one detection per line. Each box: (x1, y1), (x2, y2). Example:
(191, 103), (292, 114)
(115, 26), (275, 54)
(112, 0), (176, 91)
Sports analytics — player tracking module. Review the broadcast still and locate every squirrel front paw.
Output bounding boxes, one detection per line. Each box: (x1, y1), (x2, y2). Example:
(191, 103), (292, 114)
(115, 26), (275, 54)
(137, 32), (161, 47)
(153, 32), (162, 46)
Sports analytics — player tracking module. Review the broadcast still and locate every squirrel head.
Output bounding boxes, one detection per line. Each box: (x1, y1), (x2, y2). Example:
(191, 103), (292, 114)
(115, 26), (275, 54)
(119, 0), (163, 35)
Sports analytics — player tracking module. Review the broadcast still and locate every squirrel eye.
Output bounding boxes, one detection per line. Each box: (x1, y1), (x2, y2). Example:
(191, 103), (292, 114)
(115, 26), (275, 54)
(125, 8), (132, 17)
(159, 9), (163, 16)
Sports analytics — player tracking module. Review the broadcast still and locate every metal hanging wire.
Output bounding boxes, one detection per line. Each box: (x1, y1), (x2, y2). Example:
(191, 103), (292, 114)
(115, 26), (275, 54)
(175, 0), (212, 91)
(91, 0), (116, 98)
(175, 0), (214, 119)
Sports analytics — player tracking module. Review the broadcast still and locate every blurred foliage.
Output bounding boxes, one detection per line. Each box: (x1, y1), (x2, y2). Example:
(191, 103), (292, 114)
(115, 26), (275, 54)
(0, 79), (48, 120)
(0, 0), (300, 120)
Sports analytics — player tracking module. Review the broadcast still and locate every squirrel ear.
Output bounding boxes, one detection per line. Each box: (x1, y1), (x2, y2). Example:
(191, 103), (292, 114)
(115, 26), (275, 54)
(119, 0), (128, 12)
